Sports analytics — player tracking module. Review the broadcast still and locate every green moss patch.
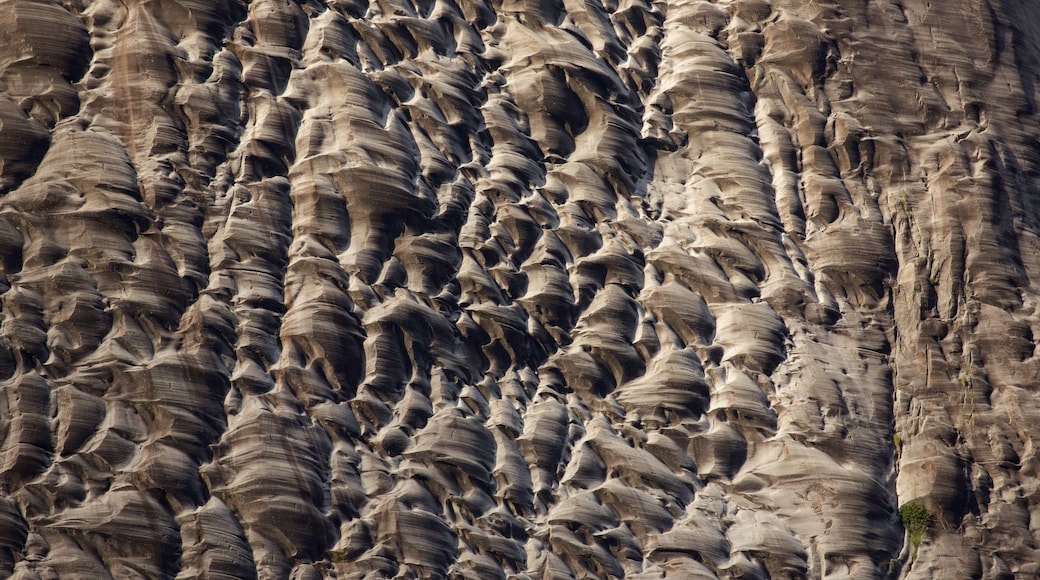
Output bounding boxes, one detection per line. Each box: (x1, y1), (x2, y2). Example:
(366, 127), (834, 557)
(899, 502), (932, 561)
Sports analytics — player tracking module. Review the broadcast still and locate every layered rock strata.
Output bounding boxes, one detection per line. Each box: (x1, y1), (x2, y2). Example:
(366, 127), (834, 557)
(1, 0), (1039, 578)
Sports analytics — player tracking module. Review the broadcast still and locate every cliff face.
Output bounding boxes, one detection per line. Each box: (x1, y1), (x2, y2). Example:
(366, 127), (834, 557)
(1, 0), (1039, 578)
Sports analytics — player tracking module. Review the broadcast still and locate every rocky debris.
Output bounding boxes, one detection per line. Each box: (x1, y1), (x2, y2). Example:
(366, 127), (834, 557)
(1, 0), (1039, 577)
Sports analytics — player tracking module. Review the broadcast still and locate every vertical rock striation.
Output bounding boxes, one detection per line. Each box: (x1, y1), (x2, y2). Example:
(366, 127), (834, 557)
(0, 0), (1038, 578)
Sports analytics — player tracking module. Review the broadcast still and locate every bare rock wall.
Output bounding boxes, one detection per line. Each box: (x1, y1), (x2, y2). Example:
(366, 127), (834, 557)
(1, 0), (1039, 578)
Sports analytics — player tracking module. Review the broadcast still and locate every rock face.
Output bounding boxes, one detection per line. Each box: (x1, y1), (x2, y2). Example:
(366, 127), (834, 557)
(0, 0), (1038, 578)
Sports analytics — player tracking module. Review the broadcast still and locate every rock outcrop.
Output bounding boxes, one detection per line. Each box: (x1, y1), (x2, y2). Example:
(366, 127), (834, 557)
(1, 0), (1039, 578)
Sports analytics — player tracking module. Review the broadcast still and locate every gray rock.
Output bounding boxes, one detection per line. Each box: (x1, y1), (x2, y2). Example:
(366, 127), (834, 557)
(1, 0), (1038, 577)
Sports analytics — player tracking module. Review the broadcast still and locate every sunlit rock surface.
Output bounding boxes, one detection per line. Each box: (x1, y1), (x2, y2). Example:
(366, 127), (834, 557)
(1, 0), (1039, 577)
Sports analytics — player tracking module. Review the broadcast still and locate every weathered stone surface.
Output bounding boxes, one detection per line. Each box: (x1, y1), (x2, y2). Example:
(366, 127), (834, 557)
(1, 0), (1039, 577)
